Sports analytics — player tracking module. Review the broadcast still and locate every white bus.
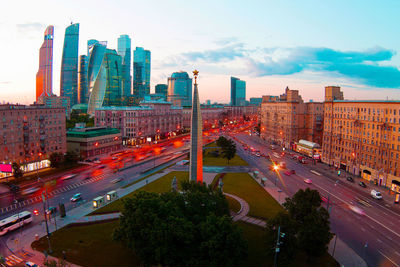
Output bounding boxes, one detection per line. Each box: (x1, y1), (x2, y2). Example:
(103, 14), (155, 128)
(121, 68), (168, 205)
(0, 211), (33, 235)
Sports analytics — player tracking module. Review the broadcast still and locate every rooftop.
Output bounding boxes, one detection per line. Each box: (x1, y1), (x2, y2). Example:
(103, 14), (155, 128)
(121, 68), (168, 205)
(67, 127), (120, 138)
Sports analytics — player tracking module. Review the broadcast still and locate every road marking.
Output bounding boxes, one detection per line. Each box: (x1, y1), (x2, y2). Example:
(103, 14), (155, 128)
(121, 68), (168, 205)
(361, 227), (366, 232)
(378, 250), (400, 267)
(383, 212), (388, 216)
(387, 236), (392, 240)
(311, 182), (400, 240)
(310, 170), (321, 176)
(377, 238), (383, 243)
(395, 251), (400, 256)
(386, 204), (391, 208)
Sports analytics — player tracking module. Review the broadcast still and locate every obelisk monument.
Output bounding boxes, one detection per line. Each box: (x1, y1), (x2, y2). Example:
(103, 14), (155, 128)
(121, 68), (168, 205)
(189, 70), (203, 182)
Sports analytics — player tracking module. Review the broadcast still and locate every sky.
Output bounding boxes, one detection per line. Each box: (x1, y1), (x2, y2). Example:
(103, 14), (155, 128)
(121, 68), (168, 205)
(1, 0), (400, 104)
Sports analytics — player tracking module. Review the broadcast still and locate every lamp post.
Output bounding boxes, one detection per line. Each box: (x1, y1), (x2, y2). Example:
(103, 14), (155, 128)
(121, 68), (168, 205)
(42, 191), (52, 254)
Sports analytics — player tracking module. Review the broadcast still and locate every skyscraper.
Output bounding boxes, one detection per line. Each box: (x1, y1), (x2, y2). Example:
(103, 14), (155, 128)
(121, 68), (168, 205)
(60, 23), (79, 107)
(133, 47), (151, 99)
(167, 72), (192, 107)
(36, 26), (54, 101)
(117, 35), (132, 97)
(87, 42), (123, 115)
(189, 70), (203, 183)
(78, 55), (88, 104)
(230, 77), (246, 106)
(155, 84), (168, 98)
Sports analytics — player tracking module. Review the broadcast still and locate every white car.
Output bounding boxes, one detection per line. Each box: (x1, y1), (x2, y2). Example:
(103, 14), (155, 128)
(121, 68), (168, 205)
(70, 193), (82, 202)
(349, 205), (365, 216)
(61, 174), (77, 180)
(25, 262), (38, 267)
(371, 190), (383, 200)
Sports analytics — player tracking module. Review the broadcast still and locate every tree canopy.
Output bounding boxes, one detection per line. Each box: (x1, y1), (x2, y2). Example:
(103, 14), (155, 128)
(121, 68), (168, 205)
(216, 136), (237, 164)
(113, 181), (247, 266)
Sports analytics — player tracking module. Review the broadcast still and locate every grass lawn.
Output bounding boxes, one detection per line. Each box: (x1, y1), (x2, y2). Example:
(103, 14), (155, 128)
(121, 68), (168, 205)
(31, 220), (141, 267)
(203, 148), (248, 166)
(226, 195), (241, 213)
(236, 221), (339, 267)
(222, 173), (284, 220)
(89, 171), (189, 215)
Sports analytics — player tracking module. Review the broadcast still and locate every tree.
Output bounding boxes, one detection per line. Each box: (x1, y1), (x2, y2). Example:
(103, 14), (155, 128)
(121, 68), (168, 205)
(49, 152), (64, 168)
(216, 136), (229, 148)
(63, 151), (79, 166)
(43, 258), (69, 267)
(282, 188), (333, 257)
(113, 181), (247, 266)
(265, 212), (298, 266)
(222, 139), (236, 164)
(11, 162), (23, 179)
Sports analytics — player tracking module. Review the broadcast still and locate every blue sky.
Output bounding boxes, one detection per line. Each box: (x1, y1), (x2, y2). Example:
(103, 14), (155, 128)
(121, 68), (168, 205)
(1, 0), (399, 104)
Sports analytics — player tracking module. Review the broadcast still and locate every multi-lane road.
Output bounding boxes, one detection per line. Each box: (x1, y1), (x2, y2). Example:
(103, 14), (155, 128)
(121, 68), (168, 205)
(235, 132), (400, 267)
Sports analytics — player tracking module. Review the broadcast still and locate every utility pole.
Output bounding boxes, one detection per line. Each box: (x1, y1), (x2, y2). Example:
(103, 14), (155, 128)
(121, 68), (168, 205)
(42, 192), (52, 254)
(273, 226), (281, 267)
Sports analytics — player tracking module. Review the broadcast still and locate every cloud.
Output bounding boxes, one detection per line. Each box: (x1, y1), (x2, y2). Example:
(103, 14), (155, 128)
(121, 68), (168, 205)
(214, 37), (239, 46)
(180, 43), (245, 62)
(246, 47), (400, 88)
(16, 22), (45, 33)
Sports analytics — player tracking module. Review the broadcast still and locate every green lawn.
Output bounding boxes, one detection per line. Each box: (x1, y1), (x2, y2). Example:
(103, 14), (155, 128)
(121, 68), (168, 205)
(226, 195), (241, 213)
(203, 148), (248, 166)
(31, 220), (141, 267)
(235, 221), (339, 267)
(222, 173), (284, 220)
(89, 171), (189, 215)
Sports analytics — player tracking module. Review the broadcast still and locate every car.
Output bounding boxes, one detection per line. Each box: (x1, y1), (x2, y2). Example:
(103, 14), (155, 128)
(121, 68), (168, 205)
(349, 205), (365, 216)
(112, 156), (118, 160)
(21, 187), (39, 195)
(46, 206), (57, 215)
(111, 177), (123, 183)
(25, 262), (38, 267)
(70, 193), (82, 202)
(371, 190), (383, 199)
(93, 160), (101, 164)
(84, 159), (92, 163)
(304, 179), (312, 184)
(97, 165), (106, 169)
(61, 174), (77, 180)
(346, 177), (354, 182)
(279, 162), (287, 169)
(255, 153), (261, 157)
(359, 181), (367, 188)
(9, 184), (20, 192)
(284, 169), (296, 176)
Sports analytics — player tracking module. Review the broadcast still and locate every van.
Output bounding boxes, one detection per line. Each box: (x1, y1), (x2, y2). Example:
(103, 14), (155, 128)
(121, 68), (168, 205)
(371, 190), (382, 200)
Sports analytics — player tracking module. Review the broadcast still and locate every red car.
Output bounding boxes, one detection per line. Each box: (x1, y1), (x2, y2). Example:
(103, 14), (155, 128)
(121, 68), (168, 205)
(284, 170), (296, 176)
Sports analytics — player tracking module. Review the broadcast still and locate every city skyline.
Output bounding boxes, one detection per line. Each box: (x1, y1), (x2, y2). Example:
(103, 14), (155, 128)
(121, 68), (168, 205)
(2, 0), (400, 105)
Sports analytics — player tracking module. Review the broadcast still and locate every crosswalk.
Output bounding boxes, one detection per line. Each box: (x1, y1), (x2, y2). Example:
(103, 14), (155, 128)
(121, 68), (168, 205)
(1, 173), (107, 215)
(4, 254), (23, 266)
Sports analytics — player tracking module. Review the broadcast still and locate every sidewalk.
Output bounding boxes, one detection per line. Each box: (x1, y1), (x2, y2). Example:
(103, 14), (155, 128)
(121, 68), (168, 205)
(249, 170), (367, 267)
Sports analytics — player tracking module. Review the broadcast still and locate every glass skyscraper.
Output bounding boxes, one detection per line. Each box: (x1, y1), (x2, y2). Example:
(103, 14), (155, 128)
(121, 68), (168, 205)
(133, 47), (151, 99)
(230, 77), (246, 106)
(78, 55), (88, 104)
(60, 23), (80, 107)
(155, 84), (168, 98)
(167, 71), (192, 107)
(117, 35), (132, 97)
(87, 41), (122, 115)
(36, 25), (54, 101)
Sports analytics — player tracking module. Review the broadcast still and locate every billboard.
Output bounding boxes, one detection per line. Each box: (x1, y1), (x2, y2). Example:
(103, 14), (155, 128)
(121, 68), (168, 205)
(0, 164), (12, 173)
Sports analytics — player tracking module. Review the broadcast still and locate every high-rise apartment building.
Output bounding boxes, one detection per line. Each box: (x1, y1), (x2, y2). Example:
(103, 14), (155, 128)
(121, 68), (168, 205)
(230, 77), (246, 106)
(60, 23), (80, 107)
(260, 87), (323, 148)
(117, 35), (132, 97)
(155, 84), (168, 99)
(0, 104), (66, 179)
(133, 47), (151, 99)
(322, 86), (400, 192)
(36, 26), (54, 101)
(167, 72), (192, 107)
(78, 55), (88, 104)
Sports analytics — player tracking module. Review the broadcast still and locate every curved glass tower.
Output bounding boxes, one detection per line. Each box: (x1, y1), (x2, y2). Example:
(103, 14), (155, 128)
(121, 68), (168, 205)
(60, 23), (80, 107)
(36, 25), (54, 101)
(167, 71), (192, 107)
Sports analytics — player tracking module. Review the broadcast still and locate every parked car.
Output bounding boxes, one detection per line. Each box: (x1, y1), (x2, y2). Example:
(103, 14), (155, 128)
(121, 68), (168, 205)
(304, 179), (312, 184)
(371, 190), (383, 199)
(359, 181), (367, 188)
(347, 177), (354, 182)
(70, 193), (82, 202)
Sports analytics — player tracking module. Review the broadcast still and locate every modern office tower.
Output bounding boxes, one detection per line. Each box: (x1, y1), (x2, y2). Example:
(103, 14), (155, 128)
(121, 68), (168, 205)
(87, 41), (107, 115)
(87, 43), (122, 115)
(230, 77), (246, 106)
(102, 49), (122, 106)
(155, 84), (168, 98)
(133, 47), (151, 99)
(118, 35), (132, 97)
(87, 39), (99, 55)
(167, 71), (192, 107)
(36, 25), (54, 101)
(60, 23), (80, 107)
(189, 70), (203, 183)
(78, 55), (88, 104)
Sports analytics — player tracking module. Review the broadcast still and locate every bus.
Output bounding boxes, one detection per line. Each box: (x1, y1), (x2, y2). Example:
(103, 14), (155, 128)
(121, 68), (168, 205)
(0, 211), (33, 235)
(295, 140), (322, 160)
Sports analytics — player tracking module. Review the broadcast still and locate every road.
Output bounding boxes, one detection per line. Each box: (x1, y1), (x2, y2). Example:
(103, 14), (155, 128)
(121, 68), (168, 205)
(234, 132), (400, 267)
